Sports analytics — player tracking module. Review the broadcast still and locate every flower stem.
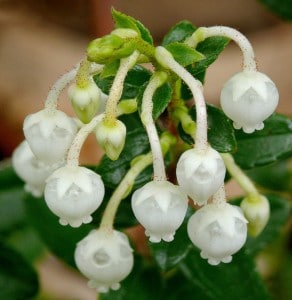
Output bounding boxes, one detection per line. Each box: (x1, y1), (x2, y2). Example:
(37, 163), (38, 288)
(188, 26), (257, 73)
(221, 153), (258, 196)
(212, 184), (227, 206)
(104, 51), (139, 125)
(155, 46), (208, 151)
(76, 59), (91, 88)
(45, 61), (103, 111)
(99, 132), (175, 231)
(66, 114), (104, 167)
(141, 72), (167, 181)
(99, 153), (153, 231)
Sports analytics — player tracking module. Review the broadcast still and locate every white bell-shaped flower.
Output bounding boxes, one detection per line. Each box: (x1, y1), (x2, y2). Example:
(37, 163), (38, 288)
(23, 109), (77, 164)
(75, 229), (134, 293)
(12, 140), (63, 197)
(68, 79), (101, 124)
(220, 71), (279, 133)
(95, 119), (126, 161)
(131, 180), (188, 243)
(44, 165), (104, 227)
(176, 147), (226, 206)
(187, 203), (248, 265)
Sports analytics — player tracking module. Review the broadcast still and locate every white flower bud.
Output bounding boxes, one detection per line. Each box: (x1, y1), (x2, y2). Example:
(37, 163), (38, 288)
(240, 194), (270, 237)
(44, 165), (104, 227)
(176, 147), (226, 206)
(187, 203), (248, 265)
(220, 71), (279, 133)
(12, 140), (63, 197)
(23, 109), (77, 164)
(75, 229), (134, 293)
(95, 119), (126, 161)
(131, 180), (188, 243)
(68, 79), (101, 124)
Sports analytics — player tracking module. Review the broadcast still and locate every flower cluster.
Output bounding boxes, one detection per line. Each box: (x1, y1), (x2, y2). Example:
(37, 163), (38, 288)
(12, 12), (278, 295)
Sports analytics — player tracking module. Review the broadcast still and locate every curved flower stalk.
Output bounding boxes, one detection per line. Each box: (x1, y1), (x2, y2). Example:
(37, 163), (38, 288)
(44, 114), (105, 227)
(155, 46), (226, 206)
(131, 73), (188, 242)
(187, 26), (279, 133)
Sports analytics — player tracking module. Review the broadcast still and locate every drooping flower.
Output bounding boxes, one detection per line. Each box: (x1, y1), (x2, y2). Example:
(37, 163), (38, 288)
(23, 109), (77, 164)
(176, 146), (226, 206)
(75, 229), (134, 293)
(132, 180), (188, 243)
(44, 165), (104, 227)
(220, 71), (279, 133)
(12, 140), (63, 197)
(187, 203), (248, 265)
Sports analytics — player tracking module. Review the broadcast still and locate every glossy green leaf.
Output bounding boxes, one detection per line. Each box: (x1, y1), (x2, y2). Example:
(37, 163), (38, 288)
(0, 242), (39, 300)
(179, 104), (237, 152)
(165, 42), (205, 66)
(100, 256), (162, 300)
(234, 114), (292, 169)
(100, 60), (120, 78)
(181, 36), (229, 98)
(137, 82), (172, 120)
(112, 9), (154, 45)
(244, 194), (291, 256)
(94, 65), (152, 99)
(259, 0), (292, 20)
(24, 193), (93, 268)
(179, 247), (271, 300)
(246, 158), (292, 193)
(162, 20), (196, 45)
(149, 209), (193, 271)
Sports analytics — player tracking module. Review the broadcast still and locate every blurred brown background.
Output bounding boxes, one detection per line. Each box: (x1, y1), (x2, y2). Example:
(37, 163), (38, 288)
(0, 1), (291, 299)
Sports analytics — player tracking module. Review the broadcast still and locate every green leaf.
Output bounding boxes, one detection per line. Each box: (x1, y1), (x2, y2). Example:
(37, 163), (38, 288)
(181, 36), (229, 98)
(137, 82), (172, 120)
(0, 242), (39, 300)
(245, 194), (291, 256)
(96, 114), (150, 189)
(100, 256), (163, 300)
(162, 20), (196, 46)
(100, 60), (120, 78)
(179, 247), (271, 300)
(0, 166), (26, 234)
(246, 158), (292, 193)
(259, 0), (292, 20)
(24, 193), (93, 267)
(112, 9), (153, 45)
(149, 209), (193, 271)
(179, 104), (237, 152)
(94, 65), (152, 99)
(165, 42), (205, 66)
(233, 113), (292, 169)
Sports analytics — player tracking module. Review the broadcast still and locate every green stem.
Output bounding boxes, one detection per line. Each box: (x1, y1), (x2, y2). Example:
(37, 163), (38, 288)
(99, 153), (152, 231)
(221, 153), (258, 195)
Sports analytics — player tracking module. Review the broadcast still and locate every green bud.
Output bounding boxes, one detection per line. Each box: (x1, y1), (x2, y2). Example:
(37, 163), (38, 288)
(68, 80), (100, 124)
(117, 99), (137, 115)
(95, 119), (126, 160)
(87, 34), (136, 64)
(111, 28), (139, 39)
(240, 194), (270, 237)
(160, 132), (177, 155)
